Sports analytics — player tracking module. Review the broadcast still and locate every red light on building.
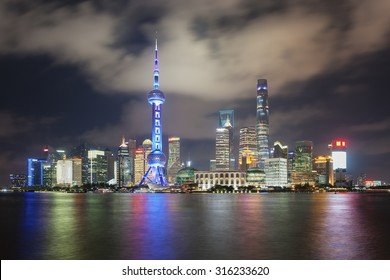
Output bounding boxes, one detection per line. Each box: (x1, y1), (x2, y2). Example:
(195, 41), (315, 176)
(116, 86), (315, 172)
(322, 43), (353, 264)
(332, 139), (347, 150)
(43, 148), (49, 152)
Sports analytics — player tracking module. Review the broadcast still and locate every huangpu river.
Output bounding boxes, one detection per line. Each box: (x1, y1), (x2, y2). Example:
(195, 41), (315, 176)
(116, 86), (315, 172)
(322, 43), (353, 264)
(1, 192), (390, 260)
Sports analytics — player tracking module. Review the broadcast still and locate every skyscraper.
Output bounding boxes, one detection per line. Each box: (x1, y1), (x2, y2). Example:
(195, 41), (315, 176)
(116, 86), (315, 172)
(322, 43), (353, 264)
(117, 137), (132, 188)
(331, 140), (347, 170)
(27, 158), (45, 186)
(167, 137), (182, 184)
(72, 158), (82, 186)
(313, 155), (333, 185)
(135, 139), (152, 184)
(256, 79), (270, 170)
(215, 112), (234, 171)
(239, 126), (257, 171)
(140, 34), (168, 187)
(219, 110), (235, 170)
(56, 159), (73, 186)
(265, 158), (288, 187)
(294, 141), (313, 172)
(70, 142), (91, 184)
(105, 148), (116, 182)
(331, 139), (347, 187)
(273, 141), (288, 159)
(87, 150), (107, 184)
(42, 146), (65, 187)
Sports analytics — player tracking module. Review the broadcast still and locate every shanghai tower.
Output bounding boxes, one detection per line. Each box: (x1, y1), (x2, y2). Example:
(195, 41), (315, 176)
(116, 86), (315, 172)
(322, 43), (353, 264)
(256, 79), (270, 170)
(139, 34), (168, 187)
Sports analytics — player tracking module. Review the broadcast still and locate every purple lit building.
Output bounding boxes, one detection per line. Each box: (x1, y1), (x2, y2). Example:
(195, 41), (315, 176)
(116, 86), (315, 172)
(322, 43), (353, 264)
(139, 35), (168, 187)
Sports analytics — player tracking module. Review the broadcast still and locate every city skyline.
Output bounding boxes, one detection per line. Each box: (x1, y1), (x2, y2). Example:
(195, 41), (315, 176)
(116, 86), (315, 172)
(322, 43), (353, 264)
(1, 0), (390, 185)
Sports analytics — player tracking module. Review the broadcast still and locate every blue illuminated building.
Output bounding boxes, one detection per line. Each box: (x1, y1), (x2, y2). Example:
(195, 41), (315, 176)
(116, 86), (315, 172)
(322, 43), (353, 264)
(139, 34), (168, 187)
(27, 158), (45, 186)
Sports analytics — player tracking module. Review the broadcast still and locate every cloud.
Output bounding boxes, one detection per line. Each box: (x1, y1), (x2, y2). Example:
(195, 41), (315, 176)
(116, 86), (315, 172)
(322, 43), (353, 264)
(1, 0), (389, 103)
(0, 110), (56, 138)
(349, 118), (390, 133)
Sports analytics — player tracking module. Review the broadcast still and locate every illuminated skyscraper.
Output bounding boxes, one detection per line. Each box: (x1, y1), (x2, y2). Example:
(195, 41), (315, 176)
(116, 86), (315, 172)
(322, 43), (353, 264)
(273, 141), (288, 159)
(331, 140), (347, 170)
(135, 139), (152, 184)
(134, 149), (146, 185)
(220, 110), (235, 169)
(56, 159), (72, 185)
(216, 113), (234, 171)
(313, 155), (333, 185)
(331, 139), (347, 187)
(139, 34), (168, 187)
(117, 137), (132, 188)
(265, 158), (288, 187)
(72, 158), (82, 186)
(294, 141), (313, 172)
(239, 126), (257, 171)
(219, 109), (234, 129)
(290, 142), (317, 187)
(167, 137), (182, 184)
(105, 148), (116, 182)
(42, 146), (66, 187)
(70, 142), (91, 184)
(27, 158), (45, 186)
(256, 79), (270, 170)
(87, 150), (107, 184)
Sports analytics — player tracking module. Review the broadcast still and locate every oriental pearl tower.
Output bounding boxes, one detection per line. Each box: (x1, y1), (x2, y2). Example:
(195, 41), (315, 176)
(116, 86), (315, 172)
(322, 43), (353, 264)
(139, 33), (168, 187)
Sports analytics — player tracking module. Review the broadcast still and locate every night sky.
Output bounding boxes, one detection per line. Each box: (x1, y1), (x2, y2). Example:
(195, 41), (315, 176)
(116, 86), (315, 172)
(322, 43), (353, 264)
(1, 0), (389, 186)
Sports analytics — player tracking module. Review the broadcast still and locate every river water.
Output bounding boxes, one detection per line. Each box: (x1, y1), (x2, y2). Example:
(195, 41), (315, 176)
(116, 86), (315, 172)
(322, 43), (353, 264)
(1, 192), (390, 260)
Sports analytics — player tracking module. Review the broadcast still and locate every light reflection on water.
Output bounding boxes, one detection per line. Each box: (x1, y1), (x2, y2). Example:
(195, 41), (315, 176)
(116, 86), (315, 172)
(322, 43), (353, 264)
(1, 192), (390, 260)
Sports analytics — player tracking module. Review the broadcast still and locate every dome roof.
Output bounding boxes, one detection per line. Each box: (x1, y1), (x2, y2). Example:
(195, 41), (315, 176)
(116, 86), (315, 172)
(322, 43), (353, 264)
(147, 89), (165, 104)
(176, 167), (197, 184)
(177, 167), (197, 176)
(142, 139), (152, 146)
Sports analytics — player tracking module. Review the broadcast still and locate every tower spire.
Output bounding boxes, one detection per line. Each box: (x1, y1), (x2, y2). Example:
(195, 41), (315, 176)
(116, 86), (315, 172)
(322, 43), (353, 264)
(153, 31), (160, 89)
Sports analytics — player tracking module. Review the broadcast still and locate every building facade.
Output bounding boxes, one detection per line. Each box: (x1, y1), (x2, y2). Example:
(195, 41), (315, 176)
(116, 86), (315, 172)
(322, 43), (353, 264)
(294, 141), (313, 172)
(331, 139), (347, 187)
(135, 139), (152, 185)
(219, 109), (235, 169)
(273, 141), (288, 159)
(10, 174), (27, 188)
(87, 150), (107, 184)
(117, 137), (133, 188)
(27, 158), (45, 186)
(215, 125), (232, 171)
(167, 137), (182, 184)
(239, 126), (257, 171)
(265, 158), (288, 187)
(313, 155), (334, 185)
(195, 171), (246, 190)
(56, 159), (73, 186)
(256, 79), (270, 170)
